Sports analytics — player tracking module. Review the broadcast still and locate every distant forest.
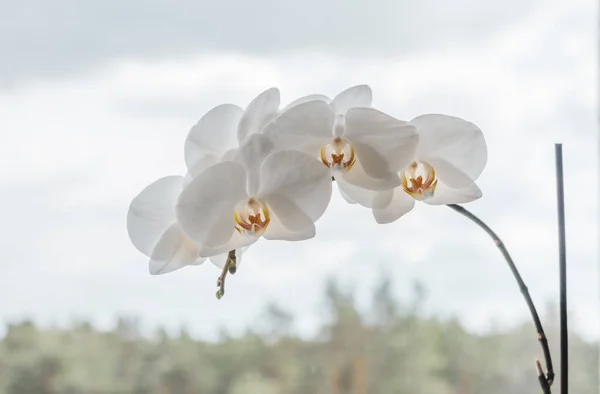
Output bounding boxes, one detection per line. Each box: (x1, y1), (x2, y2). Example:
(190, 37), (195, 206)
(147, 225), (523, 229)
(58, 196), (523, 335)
(0, 279), (597, 394)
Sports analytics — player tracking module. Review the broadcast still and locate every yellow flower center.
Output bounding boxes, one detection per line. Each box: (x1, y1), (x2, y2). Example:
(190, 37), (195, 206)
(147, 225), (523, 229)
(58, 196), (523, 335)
(233, 198), (270, 236)
(401, 161), (438, 201)
(320, 137), (356, 172)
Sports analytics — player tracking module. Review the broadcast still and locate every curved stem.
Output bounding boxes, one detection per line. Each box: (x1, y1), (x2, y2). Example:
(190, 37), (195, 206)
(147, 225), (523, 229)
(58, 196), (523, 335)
(215, 250), (237, 300)
(447, 203), (554, 393)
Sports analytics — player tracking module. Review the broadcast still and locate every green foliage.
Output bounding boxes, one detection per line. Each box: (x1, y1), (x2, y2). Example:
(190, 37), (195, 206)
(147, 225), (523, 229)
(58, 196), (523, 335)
(0, 279), (596, 394)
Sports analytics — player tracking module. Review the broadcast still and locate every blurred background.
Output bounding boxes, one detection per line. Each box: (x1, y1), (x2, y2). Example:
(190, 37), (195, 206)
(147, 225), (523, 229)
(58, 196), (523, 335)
(0, 0), (598, 393)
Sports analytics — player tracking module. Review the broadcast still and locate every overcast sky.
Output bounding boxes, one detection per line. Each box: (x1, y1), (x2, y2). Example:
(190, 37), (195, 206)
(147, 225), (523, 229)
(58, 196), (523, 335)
(0, 0), (551, 86)
(0, 0), (597, 343)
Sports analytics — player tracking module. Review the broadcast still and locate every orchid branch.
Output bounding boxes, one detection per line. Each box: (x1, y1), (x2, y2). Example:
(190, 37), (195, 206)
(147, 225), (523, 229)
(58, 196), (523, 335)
(216, 250), (237, 299)
(447, 203), (554, 393)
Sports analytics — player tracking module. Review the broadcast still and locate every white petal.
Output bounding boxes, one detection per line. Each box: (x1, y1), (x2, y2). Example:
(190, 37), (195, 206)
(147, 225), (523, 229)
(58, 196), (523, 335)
(372, 188), (416, 224)
(424, 181), (482, 205)
(263, 100), (333, 155)
(188, 258), (206, 266)
(265, 194), (315, 234)
(351, 141), (399, 180)
(208, 247), (247, 269)
(208, 252), (229, 269)
(283, 94), (331, 111)
(127, 176), (184, 257)
(237, 88), (280, 144)
(222, 148), (238, 161)
(183, 172), (193, 188)
(426, 157), (475, 189)
(258, 150), (332, 222)
(345, 107), (419, 171)
(335, 179), (393, 209)
(330, 85), (372, 114)
(234, 134), (274, 195)
(149, 223), (203, 275)
(198, 231), (258, 258)
(339, 159), (401, 191)
(185, 104), (243, 172)
(176, 161), (247, 249)
(186, 153), (220, 179)
(338, 185), (357, 204)
(263, 207), (316, 241)
(332, 113), (345, 138)
(413, 114), (487, 188)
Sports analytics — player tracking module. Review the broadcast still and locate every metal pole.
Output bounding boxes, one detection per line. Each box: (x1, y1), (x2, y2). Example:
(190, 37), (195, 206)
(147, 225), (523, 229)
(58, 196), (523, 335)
(554, 143), (567, 394)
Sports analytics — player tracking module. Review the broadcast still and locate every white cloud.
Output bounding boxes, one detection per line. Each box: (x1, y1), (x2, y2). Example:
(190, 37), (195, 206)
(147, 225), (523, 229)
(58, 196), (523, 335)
(1, 0), (563, 85)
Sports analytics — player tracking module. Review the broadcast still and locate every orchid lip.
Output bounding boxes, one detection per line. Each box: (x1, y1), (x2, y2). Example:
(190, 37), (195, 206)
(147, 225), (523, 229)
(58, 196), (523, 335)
(234, 197), (270, 236)
(320, 137), (356, 172)
(401, 160), (438, 201)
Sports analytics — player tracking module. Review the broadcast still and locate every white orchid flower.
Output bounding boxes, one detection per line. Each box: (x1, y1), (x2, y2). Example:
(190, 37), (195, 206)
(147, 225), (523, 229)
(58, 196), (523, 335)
(127, 176), (246, 274)
(184, 87), (281, 178)
(126, 90), (282, 274)
(371, 114), (488, 223)
(176, 134), (332, 257)
(263, 85), (419, 209)
(184, 87), (328, 180)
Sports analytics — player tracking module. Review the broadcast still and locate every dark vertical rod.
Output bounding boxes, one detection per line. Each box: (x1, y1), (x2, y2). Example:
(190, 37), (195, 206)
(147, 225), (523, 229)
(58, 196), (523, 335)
(554, 143), (568, 394)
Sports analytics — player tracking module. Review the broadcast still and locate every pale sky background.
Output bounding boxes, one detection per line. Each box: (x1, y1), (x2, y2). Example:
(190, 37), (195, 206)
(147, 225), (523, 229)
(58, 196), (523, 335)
(0, 0), (598, 343)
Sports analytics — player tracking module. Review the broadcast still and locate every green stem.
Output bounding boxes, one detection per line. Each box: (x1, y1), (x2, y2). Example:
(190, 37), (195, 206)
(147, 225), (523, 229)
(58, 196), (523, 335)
(216, 250), (237, 300)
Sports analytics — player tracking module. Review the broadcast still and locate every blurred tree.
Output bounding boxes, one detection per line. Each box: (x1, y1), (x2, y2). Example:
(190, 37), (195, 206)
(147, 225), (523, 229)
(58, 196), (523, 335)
(229, 372), (278, 394)
(159, 367), (193, 394)
(6, 355), (61, 394)
(0, 278), (596, 394)
(263, 303), (294, 339)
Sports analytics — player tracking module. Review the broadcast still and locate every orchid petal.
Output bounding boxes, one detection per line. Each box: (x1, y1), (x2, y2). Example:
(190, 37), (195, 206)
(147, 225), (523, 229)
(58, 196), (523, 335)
(222, 148), (237, 161)
(198, 232), (258, 258)
(413, 114), (487, 188)
(425, 157), (475, 190)
(149, 223), (203, 275)
(184, 104), (243, 172)
(264, 194), (316, 234)
(372, 188), (416, 224)
(263, 205), (316, 241)
(345, 107), (418, 172)
(208, 247), (247, 269)
(234, 134), (274, 195)
(263, 100), (333, 155)
(238, 88), (280, 144)
(339, 159), (401, 191)
(127, 176), (184, 257)
(283, 94), (331, 111)
(258, 150), (332, 223)
(351, 141), (399, 180)
(330, 85), (372, 115)
(186, 153), (220, 180)
(335, 179), (393, 209)
(424, 181), (482, 206)
(176, 161), (247, 249)
(338, 185), (357, 204)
